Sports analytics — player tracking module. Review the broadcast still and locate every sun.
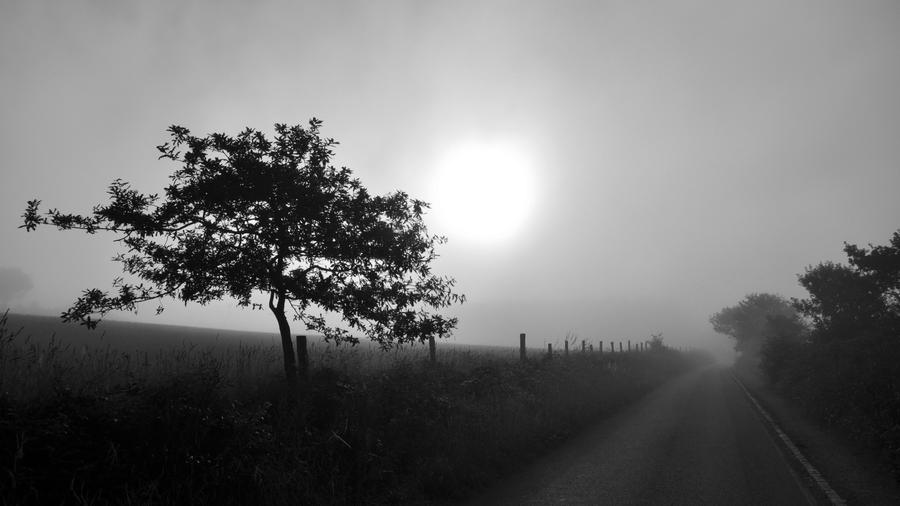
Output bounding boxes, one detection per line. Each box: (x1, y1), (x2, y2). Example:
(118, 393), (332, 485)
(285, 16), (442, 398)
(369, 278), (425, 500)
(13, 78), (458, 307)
(428, 140), (538, 245)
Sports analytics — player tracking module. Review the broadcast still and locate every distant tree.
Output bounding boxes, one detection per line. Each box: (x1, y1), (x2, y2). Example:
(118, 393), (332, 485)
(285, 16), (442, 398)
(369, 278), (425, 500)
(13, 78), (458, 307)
(795, 230), (900, 342)
(710, 293), (800, 363)
(844, 231), (900, 307)
(0, 267), (33, 309)
(21, 119), (464, 385)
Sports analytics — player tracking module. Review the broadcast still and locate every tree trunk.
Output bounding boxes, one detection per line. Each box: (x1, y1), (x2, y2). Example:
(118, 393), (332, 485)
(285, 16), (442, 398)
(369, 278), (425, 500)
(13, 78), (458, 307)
(270, 291), (297, 387)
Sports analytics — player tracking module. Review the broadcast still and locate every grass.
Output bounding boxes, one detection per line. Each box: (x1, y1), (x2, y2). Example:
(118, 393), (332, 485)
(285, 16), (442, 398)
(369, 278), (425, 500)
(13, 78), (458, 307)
(0, 311), (711, 505)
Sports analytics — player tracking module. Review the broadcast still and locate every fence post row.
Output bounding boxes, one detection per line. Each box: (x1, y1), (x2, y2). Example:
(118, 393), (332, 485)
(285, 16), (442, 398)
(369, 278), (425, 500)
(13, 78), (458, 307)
(517, 334), (662, 360)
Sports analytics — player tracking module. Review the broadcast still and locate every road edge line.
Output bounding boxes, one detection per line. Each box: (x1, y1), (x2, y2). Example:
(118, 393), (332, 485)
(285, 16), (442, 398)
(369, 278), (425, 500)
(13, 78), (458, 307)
(731, 373), (846, 506)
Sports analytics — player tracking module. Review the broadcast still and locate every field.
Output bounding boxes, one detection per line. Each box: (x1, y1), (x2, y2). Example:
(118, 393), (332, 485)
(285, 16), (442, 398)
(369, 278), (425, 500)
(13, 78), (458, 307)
(0, 312), (711, 505)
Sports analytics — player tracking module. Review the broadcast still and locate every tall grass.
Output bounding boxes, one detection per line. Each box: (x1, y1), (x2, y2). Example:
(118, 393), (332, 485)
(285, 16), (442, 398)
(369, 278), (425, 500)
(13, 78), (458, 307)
(0, 311), (710, 505)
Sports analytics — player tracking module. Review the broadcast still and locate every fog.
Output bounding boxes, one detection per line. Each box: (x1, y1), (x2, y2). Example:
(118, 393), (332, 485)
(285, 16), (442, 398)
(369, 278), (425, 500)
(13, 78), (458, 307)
(2, 1), (900, 361)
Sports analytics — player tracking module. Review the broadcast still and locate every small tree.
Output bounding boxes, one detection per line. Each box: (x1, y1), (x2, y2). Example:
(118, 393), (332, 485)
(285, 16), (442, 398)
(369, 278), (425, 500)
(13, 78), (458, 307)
(795, 262), (887, 342)
(710, 293), (800, 365)
(844, 230), (900, 309)
(22, 120), (464, 384)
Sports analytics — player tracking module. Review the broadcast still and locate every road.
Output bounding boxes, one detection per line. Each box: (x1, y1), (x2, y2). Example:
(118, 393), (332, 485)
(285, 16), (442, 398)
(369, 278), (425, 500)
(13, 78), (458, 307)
(467, 366), (820, 505)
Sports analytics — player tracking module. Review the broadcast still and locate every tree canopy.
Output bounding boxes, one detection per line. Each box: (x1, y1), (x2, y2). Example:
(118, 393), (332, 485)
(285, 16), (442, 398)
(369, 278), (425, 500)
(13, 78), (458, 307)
(22, 119), (464, 382)
(710, 293), (801, 359)
(796, 230), (900, 342)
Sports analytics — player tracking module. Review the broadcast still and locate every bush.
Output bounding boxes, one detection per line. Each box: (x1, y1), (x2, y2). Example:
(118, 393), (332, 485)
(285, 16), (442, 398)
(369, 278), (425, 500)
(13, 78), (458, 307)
(767, 334), (900, 482)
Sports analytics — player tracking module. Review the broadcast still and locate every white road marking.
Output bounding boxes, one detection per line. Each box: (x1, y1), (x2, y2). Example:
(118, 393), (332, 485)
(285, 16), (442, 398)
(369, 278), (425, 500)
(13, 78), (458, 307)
(732, 373), (847, 506)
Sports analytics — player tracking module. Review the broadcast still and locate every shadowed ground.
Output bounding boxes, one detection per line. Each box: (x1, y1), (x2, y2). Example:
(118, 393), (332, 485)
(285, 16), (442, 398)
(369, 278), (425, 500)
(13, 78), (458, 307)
(468, 366), (816, 505)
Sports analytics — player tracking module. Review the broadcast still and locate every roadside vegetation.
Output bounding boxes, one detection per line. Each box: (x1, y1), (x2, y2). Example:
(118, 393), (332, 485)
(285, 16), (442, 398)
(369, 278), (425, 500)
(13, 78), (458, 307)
(712, 229), (900, 483)
(0, 314), (710, 505)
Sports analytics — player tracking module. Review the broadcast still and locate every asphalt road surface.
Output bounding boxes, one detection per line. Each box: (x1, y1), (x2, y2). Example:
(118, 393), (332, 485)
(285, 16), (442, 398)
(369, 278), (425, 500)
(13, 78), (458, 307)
(468, 366), (820, 505)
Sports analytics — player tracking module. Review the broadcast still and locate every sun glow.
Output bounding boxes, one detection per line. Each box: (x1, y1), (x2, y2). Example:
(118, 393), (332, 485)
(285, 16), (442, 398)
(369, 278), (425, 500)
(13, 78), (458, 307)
(429, 140), (538, 245)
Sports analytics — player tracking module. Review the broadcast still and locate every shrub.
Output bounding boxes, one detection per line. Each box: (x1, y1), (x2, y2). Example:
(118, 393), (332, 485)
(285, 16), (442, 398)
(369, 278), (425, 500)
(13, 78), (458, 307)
(770, 334), (900, 481)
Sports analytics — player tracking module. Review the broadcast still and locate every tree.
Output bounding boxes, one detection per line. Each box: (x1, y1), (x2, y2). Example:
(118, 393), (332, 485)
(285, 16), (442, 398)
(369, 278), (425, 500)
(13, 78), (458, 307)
(795, 262), (888, 342)
(710, 293), (801, 362)
(844, 231), (900, 324)
(844, 230), (900, 307)
(796, 230), (900, 342)
(0, 267), (33, 309)
(22, 119), (464, 384)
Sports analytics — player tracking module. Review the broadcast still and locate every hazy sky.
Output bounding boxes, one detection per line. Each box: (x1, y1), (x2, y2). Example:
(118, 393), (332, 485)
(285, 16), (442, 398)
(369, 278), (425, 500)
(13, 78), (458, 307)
(2, 0), (899, 358)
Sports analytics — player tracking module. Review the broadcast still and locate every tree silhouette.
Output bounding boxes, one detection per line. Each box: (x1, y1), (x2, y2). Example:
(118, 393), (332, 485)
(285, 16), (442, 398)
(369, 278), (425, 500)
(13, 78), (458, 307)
(796, 230), (900, 342)
(22, 119), (464, 384)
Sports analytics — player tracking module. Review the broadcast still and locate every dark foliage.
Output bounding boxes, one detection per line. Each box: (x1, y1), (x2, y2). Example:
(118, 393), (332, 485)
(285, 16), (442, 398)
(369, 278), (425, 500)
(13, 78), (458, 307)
(796, 231), (900, 343)
(795, 262), (891, 342)
(764, 335), (900, 482)
(758, 313), (806, 384)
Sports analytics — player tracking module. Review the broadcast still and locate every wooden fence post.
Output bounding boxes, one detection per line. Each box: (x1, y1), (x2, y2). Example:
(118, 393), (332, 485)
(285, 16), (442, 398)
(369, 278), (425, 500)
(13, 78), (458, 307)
(564, 340), (569, 356)
(610, 341), (614, 353)
(429, 335), (436, 363)
(296, 335), (309, 378)
(520, 333), (526, 362)
(581, 340), (586, 352)
(619, 341), (623, 353)
(589, 343), (594, 352)
(628, 340), (632, 352)
(547, 342), (552, 358)
(599, 340), (603, 354)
